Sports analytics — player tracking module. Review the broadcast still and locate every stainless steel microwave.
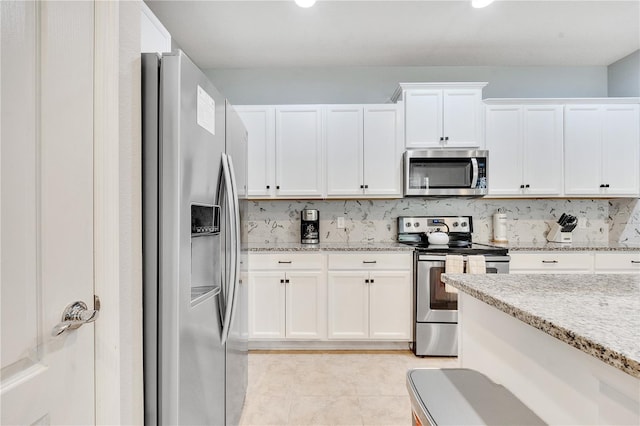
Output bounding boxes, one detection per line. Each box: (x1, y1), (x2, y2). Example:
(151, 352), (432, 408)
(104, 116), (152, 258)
(404, 149), (488, 197)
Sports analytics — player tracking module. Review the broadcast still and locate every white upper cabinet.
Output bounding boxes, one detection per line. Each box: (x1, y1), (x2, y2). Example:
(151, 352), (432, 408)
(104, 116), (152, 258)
(363, 105), (403, 197)
(236, 106), (276, 197)
(395, 83), (487, 149)
(325, 105), (364, 196)
(486, 103), (563, 196)
(325, 104), (403, 198)
(564, 104), (640, 197)
(275, 106), (324, 198)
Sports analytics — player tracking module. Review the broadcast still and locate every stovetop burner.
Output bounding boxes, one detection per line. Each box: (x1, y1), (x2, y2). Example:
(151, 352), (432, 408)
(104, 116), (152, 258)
(397, 215), (509, 256)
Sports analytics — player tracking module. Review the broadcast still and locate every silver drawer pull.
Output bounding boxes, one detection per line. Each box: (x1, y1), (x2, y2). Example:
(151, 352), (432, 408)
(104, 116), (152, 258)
(278, 261), (292, 264)
(362, 260), (377, 264)
(541, 260), (558, 264)
(631, 260), (640, 264)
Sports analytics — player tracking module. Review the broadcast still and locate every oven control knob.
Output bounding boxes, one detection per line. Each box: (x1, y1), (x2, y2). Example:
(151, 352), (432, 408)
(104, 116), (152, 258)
(414, 222), (420, 227)
(405, 223), (411, 228)
(461, 221), (468, 227)
(453, 222), (459, 228)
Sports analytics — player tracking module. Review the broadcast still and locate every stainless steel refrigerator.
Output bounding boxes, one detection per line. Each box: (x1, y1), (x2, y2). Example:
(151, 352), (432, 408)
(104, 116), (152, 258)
(142, 50), (248, 425)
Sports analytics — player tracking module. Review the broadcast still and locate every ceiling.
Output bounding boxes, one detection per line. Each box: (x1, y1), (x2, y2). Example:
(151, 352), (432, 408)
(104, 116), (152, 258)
(145, 0), (640, 69)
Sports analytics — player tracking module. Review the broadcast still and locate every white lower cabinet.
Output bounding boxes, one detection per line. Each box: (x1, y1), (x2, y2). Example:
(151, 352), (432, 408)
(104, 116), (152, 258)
(248, 253), (326, 340)
(248, 251), (412, 344)
(327, 253), (412, 341)
(510, 251), (640, 274)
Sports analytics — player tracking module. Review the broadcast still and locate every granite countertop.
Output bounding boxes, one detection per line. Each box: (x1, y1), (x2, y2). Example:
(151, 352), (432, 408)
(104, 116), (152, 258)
(248, 241), (415, 252)
(490, 241), (640, 252)
(441, 273), (640, 378)
(249, 240), (640, 252)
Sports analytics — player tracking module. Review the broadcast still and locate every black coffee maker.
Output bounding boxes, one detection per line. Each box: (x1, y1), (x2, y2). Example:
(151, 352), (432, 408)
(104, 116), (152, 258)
(301, 209), (319, 244)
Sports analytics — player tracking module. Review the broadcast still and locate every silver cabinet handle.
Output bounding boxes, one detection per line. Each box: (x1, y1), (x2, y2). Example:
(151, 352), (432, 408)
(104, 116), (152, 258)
(52, 298), (100, 336)
(631, 260), (640, 264)
(278, 261), (292, 264)
(541, 260), (558, 264)
(362, 260), (377, 264)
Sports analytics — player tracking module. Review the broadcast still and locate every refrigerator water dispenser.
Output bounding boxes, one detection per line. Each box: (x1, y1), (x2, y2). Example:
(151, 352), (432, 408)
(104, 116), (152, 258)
(190, 204), (221, 301)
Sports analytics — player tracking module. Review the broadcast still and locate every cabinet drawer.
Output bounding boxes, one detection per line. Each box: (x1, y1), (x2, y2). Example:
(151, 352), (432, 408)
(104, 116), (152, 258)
(594, 252), (640, 272)
(510, 252), (593, 273)
(250, 253), (324, 270)
(328, 252), (411, 270)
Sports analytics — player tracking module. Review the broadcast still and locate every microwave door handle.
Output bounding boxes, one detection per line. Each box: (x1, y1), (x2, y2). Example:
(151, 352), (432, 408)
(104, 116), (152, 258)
(470, 158), (479, 188)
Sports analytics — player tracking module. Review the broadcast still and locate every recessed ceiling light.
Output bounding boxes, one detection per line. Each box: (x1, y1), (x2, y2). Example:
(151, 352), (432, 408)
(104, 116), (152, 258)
(472, 0), (495, 8)
(295, 0), (317, 8)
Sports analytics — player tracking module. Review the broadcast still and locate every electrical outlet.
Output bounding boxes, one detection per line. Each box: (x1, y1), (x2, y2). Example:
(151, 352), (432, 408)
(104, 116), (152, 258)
(337, 217), (345, 229)
(578, 217), (587, 229)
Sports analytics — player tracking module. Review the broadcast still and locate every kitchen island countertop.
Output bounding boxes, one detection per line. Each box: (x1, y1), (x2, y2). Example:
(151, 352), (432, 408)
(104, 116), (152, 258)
(441, 273), (640, 378)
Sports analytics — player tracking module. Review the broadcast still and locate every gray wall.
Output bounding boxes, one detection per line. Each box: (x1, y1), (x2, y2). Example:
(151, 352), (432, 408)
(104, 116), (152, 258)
(205, 65), (608, 104)
(608, 50), (640, 97)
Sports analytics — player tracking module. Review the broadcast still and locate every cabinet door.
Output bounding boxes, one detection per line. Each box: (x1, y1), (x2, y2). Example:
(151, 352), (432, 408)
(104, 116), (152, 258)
(363, 105), (403, 197)
(564, 106), (603, 195)
(369, 271), (412, 341)
(522, 105), (563, 196)
(286, 271), (326, 339)
(486, 105), (523, 195)
(601, 105), (640, 196)
(404, 89), (443, 148)
(442, 89), (483, 148)
(236, 106), (275, 198)
(325, 105), (363, 196)
(327, 271), (369, 339)
(275, 106), (324, 197)
(248, 271), (285, 339)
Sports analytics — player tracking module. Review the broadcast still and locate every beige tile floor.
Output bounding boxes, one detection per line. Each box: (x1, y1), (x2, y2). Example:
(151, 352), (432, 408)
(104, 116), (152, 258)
(239, 350), (459, 426)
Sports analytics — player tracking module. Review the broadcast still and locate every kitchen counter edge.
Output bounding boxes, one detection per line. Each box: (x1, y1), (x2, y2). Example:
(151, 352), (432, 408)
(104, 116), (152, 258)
(248, 241), (640, 252)
(482, 241), (640, 252)
(247, 242), (415, 252)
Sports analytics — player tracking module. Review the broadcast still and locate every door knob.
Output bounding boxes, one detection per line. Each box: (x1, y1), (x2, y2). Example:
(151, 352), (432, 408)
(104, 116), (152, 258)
(52, 298), (100, 336)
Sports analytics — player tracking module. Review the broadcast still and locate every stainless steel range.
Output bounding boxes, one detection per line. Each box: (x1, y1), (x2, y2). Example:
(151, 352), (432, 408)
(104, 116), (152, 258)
(398, 216), (510, 357)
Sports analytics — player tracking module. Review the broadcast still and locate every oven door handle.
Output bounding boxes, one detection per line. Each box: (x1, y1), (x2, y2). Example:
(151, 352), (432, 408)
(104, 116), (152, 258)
(470, 158), (479, 188)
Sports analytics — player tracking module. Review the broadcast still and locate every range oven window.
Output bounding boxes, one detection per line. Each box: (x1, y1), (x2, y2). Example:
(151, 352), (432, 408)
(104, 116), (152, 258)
(429, 265), (498, 311)
(408, 159), (472, 189)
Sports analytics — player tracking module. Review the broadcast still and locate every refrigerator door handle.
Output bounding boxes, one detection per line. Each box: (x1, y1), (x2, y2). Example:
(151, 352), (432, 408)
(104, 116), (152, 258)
(217, 153), (237, 345)
(226, 154), (242, 333)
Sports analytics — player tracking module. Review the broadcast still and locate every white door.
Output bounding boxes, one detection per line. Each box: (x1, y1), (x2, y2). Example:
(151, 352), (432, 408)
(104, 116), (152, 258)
(442, 89), (483, 148)
(1, 1), (96, 424)
(368, 271), (412, 340)
(327, 271), (369, 339)
(564, 105), (603, 195)
(522, 105), (564, 196)
(285, 271), (325, 339)
(363, 105), (403, 197)
(601, 104), (640, 196)
(325, 105), (363, 196)
(404, 89), (443, 148)
(275, 106), (324, 197)
(485, 105), (523, 195)
(236, 106), (276, 197)
(248, 271), (285, 339)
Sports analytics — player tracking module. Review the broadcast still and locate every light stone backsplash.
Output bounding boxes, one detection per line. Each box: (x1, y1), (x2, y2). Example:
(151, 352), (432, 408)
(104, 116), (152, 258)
(246, 198), (630, 244)
(609, 198), (640, 244)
